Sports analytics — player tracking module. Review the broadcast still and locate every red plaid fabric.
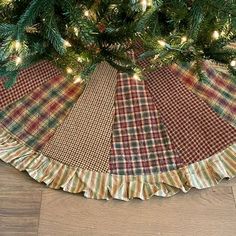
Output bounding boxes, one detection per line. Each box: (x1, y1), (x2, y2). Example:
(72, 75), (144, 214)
(0, 61), (61, 109)
(171, 63), (236, 127)
(109, 73), (183, 175)
(143, 66), (236, 165)
(0, 76), (83, 150)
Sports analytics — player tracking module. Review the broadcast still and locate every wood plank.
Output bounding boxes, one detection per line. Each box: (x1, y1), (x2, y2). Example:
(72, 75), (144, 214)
(233, 186), (236, 208)
(1, 160), (236, 235)
(0, 190), (42, 236)
(38, 187), (236, 236)
(0, 161), (44, 191)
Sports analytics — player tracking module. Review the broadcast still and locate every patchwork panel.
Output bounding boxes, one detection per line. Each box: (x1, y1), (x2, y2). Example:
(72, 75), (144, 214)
(0, 61), (61, 108)
(109, 73), (183, 175)
(42, 62), (117, 173)
(144, 66), (236, 165)
(172, 63), (236, 128)
(0, 76), (83, 150)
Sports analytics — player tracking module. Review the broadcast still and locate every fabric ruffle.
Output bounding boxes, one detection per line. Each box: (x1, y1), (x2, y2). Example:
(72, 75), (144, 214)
(1, 127), (235, 201)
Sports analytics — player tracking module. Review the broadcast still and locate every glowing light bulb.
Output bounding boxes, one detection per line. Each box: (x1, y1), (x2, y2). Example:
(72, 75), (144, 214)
(15, 56), (22, 65)
(84, 10), (89, 17)
(133, 73), (141, 81)
(14, 41), (21, 50)
(66, 67), (73, 74)
(212, 31), (220, 40)
(64, 40), (71, 47)
(230, 60), (236, 67)
(141, 0), (152, 11)
(158, 40), (166, 47)
(74, 75), (82, 84)
(4, 0), (12, 4)
(77, 56), (83, 62)
(154, 54), (159, 60)
(73, 27), (79, 36)
(181, 36), (187, 43)
(141, 0), (147, 11)
(221, 31), (226, 36)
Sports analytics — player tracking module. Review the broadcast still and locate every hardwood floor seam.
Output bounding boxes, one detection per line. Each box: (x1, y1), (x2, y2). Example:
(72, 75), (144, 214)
(37, 189), (44, 236)
(232, 186), (236, 209)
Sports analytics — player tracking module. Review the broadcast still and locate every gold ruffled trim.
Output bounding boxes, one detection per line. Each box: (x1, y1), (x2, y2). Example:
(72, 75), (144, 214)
(0, 127), (236, 201)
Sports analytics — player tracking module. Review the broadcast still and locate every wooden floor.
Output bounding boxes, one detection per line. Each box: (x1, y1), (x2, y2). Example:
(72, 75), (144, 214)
(1, 161), (236, 236)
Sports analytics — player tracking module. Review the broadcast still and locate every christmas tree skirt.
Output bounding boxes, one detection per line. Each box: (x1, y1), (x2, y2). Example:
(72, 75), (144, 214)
(0, 61), (235, 201)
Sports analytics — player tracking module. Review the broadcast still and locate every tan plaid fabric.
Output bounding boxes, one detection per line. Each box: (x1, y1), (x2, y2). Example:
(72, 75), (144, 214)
(42, 62), (117, 173)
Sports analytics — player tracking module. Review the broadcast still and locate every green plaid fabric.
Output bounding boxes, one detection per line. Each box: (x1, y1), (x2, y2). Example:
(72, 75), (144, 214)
(109, 73), (183, 175)
(171, 63), (236, 128)
(0, 76), (83, 150)
(0, 61), (60, 109)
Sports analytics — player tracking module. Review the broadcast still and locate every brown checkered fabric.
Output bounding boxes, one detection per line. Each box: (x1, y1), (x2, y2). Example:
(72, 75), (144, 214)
(42, 62), (117, 173)
(144, 66), (236, 165)
(0, 61), (61, 109)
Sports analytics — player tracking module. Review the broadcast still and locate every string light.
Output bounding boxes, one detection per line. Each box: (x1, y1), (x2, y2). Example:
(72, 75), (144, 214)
(64, 40), (71, 47)
(73, 27), (79, 36)
(181, 36), (187, 43)
(154, 54), (159, 60)
(74, 75), (82, 84)
(14, 41), (21, 50)
(77, 56), (83, 62)
(141, 0), (147, 11)
(66, 67), (73, 74)
(133, 73), (141, 81)
(141, 0), (152, 11)
(77, 56), (89, 63)
(158, 40), (166, 47)
(84, 10), (89, 17)
(212, 31), (220, 40)
(230, 60), (236, 67)
(2, 0), (12, 4)
(221, 31), (226, 36)
(15, 56), (22, 65)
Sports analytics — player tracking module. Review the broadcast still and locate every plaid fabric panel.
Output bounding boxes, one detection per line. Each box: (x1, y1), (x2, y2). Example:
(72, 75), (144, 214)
(42, 62), (117, 173)
(0, 76), (83, 150)
(109, 73), (183, 175)
(171, 63), (236, 128)
(0, 61), (61, 109)
(143, 66), (236, 165)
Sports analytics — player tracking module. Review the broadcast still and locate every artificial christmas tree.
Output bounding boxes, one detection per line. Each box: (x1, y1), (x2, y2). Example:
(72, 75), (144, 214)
(0, 0), (235, 88)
